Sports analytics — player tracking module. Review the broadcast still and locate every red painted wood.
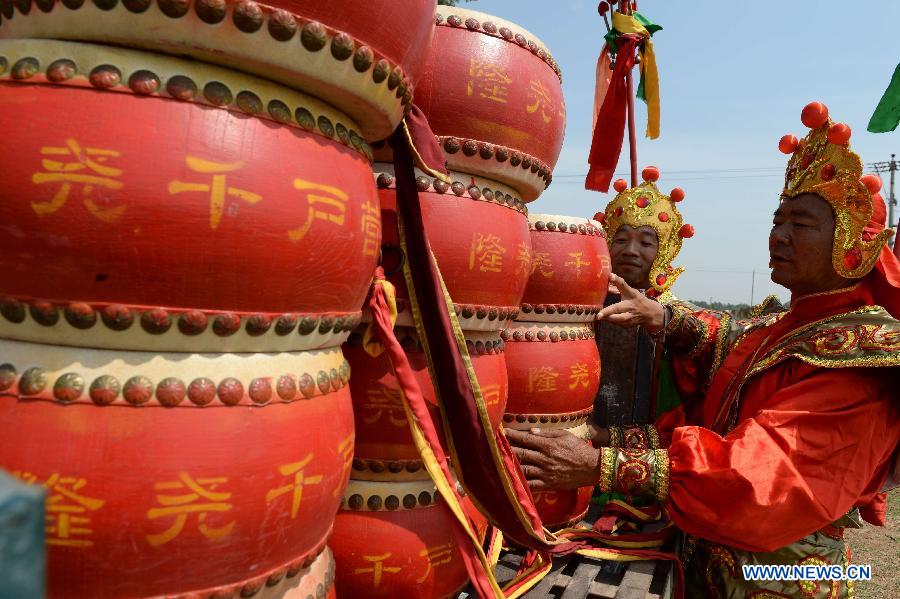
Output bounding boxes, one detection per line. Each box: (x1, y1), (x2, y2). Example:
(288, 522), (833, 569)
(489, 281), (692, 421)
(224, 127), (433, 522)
(379, 185), (531, 313)
(532, 487), (593, 529)
(0, 389), (354, 597)
(504, 330), (600, 527)
(0, 84), (378, 314)
(344, 332), (508, 462)
(415, 13), (565, 171)
(331, 502), (485, 599)
(279, 0), (437, 85)
(521, 220), (611, 309)
(504, 333), (600, 417)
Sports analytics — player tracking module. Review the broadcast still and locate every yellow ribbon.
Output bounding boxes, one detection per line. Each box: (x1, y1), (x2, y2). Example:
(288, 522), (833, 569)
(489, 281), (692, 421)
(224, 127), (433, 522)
(362, 275), (398, 357)
(611, 12), (660, 139)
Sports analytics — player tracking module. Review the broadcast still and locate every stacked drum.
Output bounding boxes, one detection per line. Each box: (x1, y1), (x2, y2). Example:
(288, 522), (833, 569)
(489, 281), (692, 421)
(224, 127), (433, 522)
(331, 5), (565, 598)
(0, 2), (436, 597)
(502, 215), (611, 528)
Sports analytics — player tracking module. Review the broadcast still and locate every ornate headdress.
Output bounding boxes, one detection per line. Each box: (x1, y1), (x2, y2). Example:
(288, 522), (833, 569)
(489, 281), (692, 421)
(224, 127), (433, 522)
(780, 101), (894, 278)
(595, 166), (694, 296)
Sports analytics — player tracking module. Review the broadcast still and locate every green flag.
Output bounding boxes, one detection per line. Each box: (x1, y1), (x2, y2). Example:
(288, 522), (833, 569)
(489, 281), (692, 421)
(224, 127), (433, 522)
(868, 64), (900, 133)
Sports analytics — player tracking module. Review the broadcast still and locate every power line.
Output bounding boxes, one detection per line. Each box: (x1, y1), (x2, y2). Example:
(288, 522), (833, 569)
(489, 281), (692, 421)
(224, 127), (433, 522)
(553, 166), (785, 179)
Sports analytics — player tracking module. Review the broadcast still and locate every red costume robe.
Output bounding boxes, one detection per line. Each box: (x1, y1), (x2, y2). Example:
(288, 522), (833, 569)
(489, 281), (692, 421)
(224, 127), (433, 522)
(600, 280), (899, 598)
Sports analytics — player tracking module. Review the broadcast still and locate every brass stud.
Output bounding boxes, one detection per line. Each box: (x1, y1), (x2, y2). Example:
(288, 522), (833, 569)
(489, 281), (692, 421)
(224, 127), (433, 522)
(300, 21), (328, 52)
(178, 310), (208, 335)
(29, 301), (59, 326)
(123, 376), (154, 405)
(372, 59), (390, 83)
(88, 64), (121, 88)
(165, 75), (197, 100)
(19, 367), (47, 396)
(0, 364), (16, 391)
(236, 90), (263, 114)
(203, 81), (233, 106)
(330, 32), (354, 60)
(53, 373), (85, 402)
(268, 9), (297, 41)
(233, 0), (263, 33)
(353, 45), (374, 72)
(276, 375), (297, 401)
(46, 59), (76, 82)
(158, 0), (189, 18)
(267, 99), (292, 123)
(89, 375), (121, 405)
(217, 377), (244, 406)
(122, 0), (150, 12)
(195, 0), (226, 24)
(11, 57), (39, 80)
(156, 377), (186, 406)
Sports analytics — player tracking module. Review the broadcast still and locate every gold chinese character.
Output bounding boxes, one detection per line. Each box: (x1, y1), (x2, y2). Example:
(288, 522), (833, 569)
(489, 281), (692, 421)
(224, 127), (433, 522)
(527, 367), (559, 393)
(362, 385), (408, 427)
(568, 362), (590, 390)
(526, 80), (559, 124)
(266, 455), (324, 518)
(597, 253), (612, 277)
(361, 199), (381, 257)
(565, 252), (592, 279)
(534, 492), (558, 507)
(14, 472), (106, 548)
(531, 251), (555, 278)
(469, 232), (507, 273)
(482, 384), (503, 407)
(467, 59), (511, 103)
(168, 157), (262, 229)
(31, 138), (126, 223)
(354, 553), (402, 588)
(416, 543), (454, 583)
(334, 434), (355, 497)
(288, 178), (349, 242)
(145, 473), (235, 546)
(515, 242), (532, 276)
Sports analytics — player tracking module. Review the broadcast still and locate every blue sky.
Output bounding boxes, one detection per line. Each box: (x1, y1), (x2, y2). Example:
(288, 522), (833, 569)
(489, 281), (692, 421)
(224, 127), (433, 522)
(463, 0), (899, 303)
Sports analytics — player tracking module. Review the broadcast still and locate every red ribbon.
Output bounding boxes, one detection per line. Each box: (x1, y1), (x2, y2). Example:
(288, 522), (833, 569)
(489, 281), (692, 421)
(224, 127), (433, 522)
(586, 35), (641, 192)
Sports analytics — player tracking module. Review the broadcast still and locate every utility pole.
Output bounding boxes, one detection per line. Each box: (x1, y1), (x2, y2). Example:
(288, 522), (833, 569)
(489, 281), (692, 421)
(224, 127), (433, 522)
(750, 269), (755, 306)
(870, 154), (897, 248)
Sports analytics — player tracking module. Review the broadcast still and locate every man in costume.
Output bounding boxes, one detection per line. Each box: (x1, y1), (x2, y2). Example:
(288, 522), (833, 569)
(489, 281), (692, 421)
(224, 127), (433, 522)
(508, 102), (900, 597)
(593, 169), (693, 426)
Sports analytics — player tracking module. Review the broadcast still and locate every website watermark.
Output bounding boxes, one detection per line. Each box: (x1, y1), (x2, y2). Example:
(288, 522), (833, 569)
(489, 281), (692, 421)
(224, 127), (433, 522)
(742, 564), (872, 582)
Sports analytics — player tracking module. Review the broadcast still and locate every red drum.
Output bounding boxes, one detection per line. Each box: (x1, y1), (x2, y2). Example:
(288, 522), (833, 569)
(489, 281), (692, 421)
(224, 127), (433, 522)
(501, 322), (600, 422)
(532, 484), (594, 529)
(0, 342), (354, 598)
(0, 0), (437, 139)
(376, 164), (531, 331)
(343, 327), (508, 468)
(519, 214), (610, 322)
(332, 479), (485, 599)
(413, 6), (565, 201)
(0, 40), (380, 352)
(502, 322), (599, 528)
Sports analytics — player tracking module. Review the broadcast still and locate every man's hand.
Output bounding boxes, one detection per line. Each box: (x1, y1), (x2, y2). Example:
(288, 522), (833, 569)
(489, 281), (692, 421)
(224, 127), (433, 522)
(505, 428), (601, 491)
(597, 273), (665, 333)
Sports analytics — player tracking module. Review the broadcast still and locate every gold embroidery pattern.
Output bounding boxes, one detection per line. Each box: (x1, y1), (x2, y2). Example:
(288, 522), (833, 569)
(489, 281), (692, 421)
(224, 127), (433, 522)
(607, 426), (623, 448)
(653, 449), (669, 502)
(598, 447), (615, 493)
(748, 307), (900, 376)
(645, 426), (661, 450)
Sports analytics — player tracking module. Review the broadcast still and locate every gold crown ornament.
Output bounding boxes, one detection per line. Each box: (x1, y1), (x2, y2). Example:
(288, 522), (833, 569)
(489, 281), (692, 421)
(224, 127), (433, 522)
(779, 101), (894, 278)
(594, 166), (694, 297)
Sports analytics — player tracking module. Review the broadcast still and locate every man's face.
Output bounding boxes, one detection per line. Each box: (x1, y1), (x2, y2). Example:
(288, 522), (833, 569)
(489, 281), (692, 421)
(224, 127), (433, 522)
(769, 193), (849, 296)
(610, 225), (659, 289)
